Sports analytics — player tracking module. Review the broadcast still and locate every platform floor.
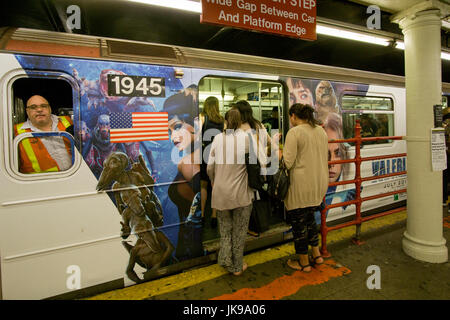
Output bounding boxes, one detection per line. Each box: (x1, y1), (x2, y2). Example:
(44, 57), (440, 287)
(86, 208), (449, 301)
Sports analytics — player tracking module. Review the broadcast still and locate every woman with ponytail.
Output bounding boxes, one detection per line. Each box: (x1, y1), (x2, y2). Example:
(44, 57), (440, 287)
(234, 100), (270, 153)
(283, 103), (329, 273)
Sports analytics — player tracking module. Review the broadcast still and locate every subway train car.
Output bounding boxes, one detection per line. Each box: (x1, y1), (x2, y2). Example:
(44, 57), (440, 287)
(0, 27), (447, 299)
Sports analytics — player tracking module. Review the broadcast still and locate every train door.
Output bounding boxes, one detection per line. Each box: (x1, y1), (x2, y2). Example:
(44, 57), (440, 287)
(197, 76), (286, 242)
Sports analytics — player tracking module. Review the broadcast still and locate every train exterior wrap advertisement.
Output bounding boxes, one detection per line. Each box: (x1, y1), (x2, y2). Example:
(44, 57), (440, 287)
(282, 77), (406, 223)
(201, 0), (317, 40)
(15, 55), (204, 285)
(9, 54), (406, 293)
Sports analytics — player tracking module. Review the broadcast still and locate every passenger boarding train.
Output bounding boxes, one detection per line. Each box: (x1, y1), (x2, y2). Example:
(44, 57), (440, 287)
(0, 27), (448, 299)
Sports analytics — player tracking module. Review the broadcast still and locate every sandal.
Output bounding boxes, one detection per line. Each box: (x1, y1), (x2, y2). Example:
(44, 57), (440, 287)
(287, 259), (312, 273)
(247, 230), (260, 237)
(309, 255), (324, 266)
(232, 262), (248, 276)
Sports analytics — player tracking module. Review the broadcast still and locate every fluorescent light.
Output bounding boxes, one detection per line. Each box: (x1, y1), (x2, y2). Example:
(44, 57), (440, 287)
(199, 93), (235, 101)
(126, 0), (201, 13)
(442, 52), (450, 61)
(442, 20), (450, 31)
(395, 41), (405, 50)
(396, 40), (450, 61)
(316, 25), (390, 46)
(261, 86), (280, 92)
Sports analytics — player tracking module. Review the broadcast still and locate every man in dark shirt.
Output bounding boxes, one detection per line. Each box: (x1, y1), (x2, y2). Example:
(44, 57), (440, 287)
(262, 107), (279, 133)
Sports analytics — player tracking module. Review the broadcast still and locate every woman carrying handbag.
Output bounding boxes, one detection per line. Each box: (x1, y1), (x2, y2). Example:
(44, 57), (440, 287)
(283, 103), (329, 273)
(207, 109), (254, 276)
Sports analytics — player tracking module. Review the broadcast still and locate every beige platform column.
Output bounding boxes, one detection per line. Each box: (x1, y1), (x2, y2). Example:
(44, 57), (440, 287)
(392, 4), (448, 263)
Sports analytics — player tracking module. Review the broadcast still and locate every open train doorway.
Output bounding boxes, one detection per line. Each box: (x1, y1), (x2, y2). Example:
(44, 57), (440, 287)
(198, 76), (285, 243)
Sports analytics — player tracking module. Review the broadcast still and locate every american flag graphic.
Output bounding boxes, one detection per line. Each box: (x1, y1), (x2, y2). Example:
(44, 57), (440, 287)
(109, 112), (169, 143)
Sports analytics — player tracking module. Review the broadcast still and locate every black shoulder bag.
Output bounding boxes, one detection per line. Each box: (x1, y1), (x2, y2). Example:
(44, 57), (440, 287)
(245, 132), (265, 191)
(267, 157), (290, 201)
(201, 114), (209, 149)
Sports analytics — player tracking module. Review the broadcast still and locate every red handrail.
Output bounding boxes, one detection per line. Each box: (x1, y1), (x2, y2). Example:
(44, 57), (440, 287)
(320, 120), (407, 257)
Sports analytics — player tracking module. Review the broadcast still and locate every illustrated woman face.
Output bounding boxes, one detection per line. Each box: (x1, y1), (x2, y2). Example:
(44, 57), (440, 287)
(168, 115), (194, 152)
(326, 127), (343, 183)
(287, 78), (314, 106)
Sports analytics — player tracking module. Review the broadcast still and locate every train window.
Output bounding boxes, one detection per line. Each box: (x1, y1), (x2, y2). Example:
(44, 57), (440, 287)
(9, 76), (78, 177)
(198, 76), (283, 135)
(342, 96), (393, 111)
(341, 95), (394, 145)
(12, 78), (74, 124)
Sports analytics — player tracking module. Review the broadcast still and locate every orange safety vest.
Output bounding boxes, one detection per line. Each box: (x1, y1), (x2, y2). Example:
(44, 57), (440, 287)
(14, 116), (73, 174)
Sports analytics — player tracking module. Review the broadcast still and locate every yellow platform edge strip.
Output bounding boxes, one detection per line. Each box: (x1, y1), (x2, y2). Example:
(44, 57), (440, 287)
(86, 210), (407, 300)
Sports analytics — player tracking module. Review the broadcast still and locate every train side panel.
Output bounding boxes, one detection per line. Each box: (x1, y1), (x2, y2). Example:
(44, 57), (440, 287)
(343, 85), (407, 220)
(0, 56), (127, 300)
(281, 77), (406, 223)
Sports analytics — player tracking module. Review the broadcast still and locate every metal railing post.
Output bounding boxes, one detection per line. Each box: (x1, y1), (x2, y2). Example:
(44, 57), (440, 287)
(320, 195), (331, 257)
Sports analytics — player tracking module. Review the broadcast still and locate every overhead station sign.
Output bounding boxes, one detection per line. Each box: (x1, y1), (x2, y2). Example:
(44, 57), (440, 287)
(200, 0), (317, 40)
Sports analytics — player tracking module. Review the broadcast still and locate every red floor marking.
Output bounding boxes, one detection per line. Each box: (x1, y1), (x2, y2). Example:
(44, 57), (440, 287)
(211, 259), (351, 300)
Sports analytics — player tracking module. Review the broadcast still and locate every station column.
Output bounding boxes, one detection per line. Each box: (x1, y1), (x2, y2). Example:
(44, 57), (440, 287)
(392, 2), (448, 263)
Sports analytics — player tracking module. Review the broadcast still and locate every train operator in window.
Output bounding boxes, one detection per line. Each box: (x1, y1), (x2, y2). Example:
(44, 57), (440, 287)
(14, 95), (73, 174)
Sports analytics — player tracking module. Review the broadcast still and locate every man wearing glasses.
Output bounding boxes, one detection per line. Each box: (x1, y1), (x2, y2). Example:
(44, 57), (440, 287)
(14, 95), (73, 174)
